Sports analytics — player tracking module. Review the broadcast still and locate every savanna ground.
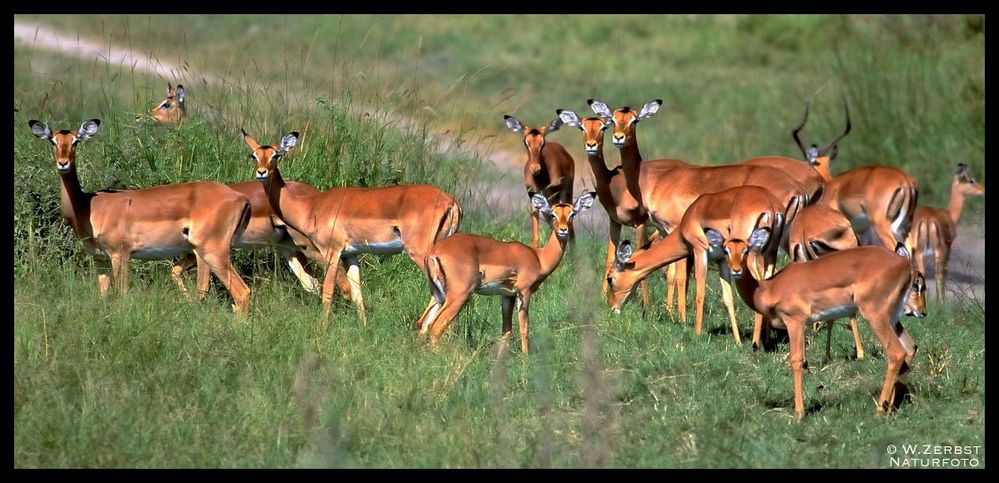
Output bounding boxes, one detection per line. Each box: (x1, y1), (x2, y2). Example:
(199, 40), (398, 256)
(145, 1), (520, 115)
(13, 15), (985, 468)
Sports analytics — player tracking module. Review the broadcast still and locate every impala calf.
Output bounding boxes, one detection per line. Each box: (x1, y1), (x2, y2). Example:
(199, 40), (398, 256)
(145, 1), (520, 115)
(607, 186), (786, 346)
(556, 108), (651, 305)
(418, 192), (596, 353)
(732, 242), (927, 420)
(29, 119), (252, 313)
(905, 163), (985, 302)
(503, 114), (575, 247)
(248, 129), (462, 324)
(147, 83), (186, 124)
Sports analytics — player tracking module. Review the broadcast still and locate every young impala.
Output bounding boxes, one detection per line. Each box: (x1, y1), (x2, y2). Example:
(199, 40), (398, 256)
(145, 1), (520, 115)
(503, 114), (575, 247)
(792, 98), (919, 249)
(29, 119), (252, 313)
(417, 192), (596, 353)
(147, 83), (186, 124)
(247, 129), (462, 324)
(556, 108), (651, 305)
(905, 163), (985, 303)
(606, 186), (786, 347)
(729, 239), (927, 420)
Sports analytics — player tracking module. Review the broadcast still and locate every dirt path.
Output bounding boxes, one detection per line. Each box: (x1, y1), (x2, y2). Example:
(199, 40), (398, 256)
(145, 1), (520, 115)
(14, 18), (984, 304)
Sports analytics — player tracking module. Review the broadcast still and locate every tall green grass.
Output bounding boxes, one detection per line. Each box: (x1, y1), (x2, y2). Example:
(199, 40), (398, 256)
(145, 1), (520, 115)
(14, 15), (985, 468)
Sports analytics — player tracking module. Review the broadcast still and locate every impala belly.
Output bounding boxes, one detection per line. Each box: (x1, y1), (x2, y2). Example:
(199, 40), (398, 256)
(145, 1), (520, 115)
(476, 280), (518, 296)
(806, 304), (858, 324)
(848, 212), (872, 235)
(342, 237), (404, 256)
(132, 245), (191, 260)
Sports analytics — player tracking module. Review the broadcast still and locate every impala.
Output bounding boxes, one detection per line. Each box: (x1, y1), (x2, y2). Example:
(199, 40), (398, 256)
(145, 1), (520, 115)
(417, 192), (595, 353)
(556, 108), (650, 305)
(247, 129), (462, 324)
(29, 119), (252, 313)
(503, 114), (575, 247)
(792, 98), (919, 249)
(730, 240), (926, 420)
(786, 204), (863, 360)
(905, 163), (985, 302)
(148, 83), (186, 124)
(607, 186), (786, 346)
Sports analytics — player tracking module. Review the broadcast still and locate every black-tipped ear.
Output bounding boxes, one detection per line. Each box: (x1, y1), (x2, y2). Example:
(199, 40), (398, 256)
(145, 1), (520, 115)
(638, 99), (662, 120)
(28, 120), (52, 140)
(748, 227), (771, 250)
(573, 191), (596, 213)
(588, 99), (613, 118)
(531, 193), (551, 214)
(78, 119), (101, 140)
(504, 115), (524, 134)
(175, 85), (185, 103)
(278, 131), (299, 155)
(546, 116), (563, 133)
(895, 242), (911, 258)
(557, 109), (582, 128)
(704, 228), (724, 248)
(615, 240), (634, 268)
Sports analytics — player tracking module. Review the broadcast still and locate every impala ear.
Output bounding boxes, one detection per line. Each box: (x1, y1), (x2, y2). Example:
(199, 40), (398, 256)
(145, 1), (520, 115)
(504, 115), (524, 134)
(557, 109), (582, 129)
(531, 193), (551, 214)
(615, 240), (634, 268)
(572, 191), (596, 214)
(278, 131), (299, 155)
(828, 144), (839, 161)
(587, 99), (613, 119)
(78, 119), (101, 140)
(28, 120), (52, 140)
(895, 242), (911, 259)
(175, 85), (185, 103)
(704, 228), (724, 248)
(546, 116), (563, 134)
(805, 145), (820, 165)
(748, 227), (771, 250)
(638, 99), (662, 120)
(241, 128), (260, 150)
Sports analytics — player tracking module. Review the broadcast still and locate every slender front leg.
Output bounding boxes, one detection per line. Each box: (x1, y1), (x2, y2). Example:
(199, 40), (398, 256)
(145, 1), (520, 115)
(344, 255), (367, 326)
(824, 320), (835, 362)
(109, 253), (128, 295)
(195, 252), (210, 300)
(517, 291), (532, 354)
(635, 222), (650, 307)
(718, 273), (742, 345)
(283, 247), (320, 295)
(850, 317), (865, 360)
(320, 247), (345, 325)
(603, 221), (623, 296)
(499, 295), (515, 355)
(96, 256), (112, 298)
(171, 253), (197, 297)
(934, 248), (949, 304)
(693, 251), (708, 335)
(787, 318), (807, 420)
(676, 256), (690, 323)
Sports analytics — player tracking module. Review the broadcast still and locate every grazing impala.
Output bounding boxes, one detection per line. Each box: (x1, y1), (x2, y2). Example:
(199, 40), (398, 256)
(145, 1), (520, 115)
(730, 239), (927, 420)
(28, 119), (252, 313)
(556, 108), (651, 305)
(906, 163), (985, 302)
(148, 83), (186, 124)
(417, 192), (595, 353)
(606, 186), (787, 346)
(503, 114), (575, 247)
(247, 129), (462, 324)
(787, 205), (863, 360)
(792, 98), (919, 249)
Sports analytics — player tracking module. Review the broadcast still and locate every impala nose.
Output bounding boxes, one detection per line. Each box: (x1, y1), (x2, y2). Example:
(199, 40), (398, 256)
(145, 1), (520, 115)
(585, 141), (598, 153)
(612, 133), (626, 145)
(56, 161), (71, 172)
(255, 169), (268, 179)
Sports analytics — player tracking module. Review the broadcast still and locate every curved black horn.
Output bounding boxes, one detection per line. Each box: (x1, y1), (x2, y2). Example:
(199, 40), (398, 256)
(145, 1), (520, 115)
(791, 98), (811, 158)
(820, 96), (851, 154)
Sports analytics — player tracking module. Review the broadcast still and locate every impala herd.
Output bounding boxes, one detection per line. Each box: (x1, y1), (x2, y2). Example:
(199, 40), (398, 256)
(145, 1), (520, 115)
(26, 84), (983, 421)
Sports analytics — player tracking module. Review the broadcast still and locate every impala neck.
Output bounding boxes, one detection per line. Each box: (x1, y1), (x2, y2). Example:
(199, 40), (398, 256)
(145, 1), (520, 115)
(261, 168), (299, 231)
(58, 168), (91, 236)
(948, 181), (967, 225)
(587, 149), (616, 207)
(629, 229), (688, 281)
(535, 227), (570, 278)
(619, 137), (644, 202)
(735, 271), (763, 314)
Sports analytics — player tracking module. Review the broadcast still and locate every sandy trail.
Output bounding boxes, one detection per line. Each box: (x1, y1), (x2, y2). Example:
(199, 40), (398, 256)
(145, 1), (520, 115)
(14, 18), (984, 303)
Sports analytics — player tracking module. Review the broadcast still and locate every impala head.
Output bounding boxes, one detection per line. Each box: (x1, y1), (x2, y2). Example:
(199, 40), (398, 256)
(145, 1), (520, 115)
(588, 98), (661, 147)
(893, 244), (928, 319)
(28, 119), (101, 173)
(954, 163), (985, 197)
(556, 109), (613, 155)
(244, 129), (299, 180)
(504, 114), (562, 175)
(791, 96), (851, 181)
(532, 191), (596, 240)
(606, 240), (646, 313)
(149, 83), (186, 124)
(705, 225), (774, 280)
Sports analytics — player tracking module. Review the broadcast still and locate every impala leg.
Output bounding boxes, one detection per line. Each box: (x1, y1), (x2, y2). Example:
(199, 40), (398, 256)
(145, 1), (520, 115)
(664, 263), (676, 314)
(498, 295), (515, 355)
(636, 222), (650, 308)
(415, 298), (438, 332)
(171, 253), (197, 297)
(787, 318), (807, 420)
(197, 246), (251, 315)
(676, 256), (690, 323)
(850, 317), (865, 360)
(283, 247), (321, 295)
(109, 253), (129, 295)
(320, 248), (345, 325)
(693, 251), (707, 335)
(824, 320), (834, 362)
(195, 253), (210, 300)
(934, 248), (949, 304)
(96, 256), (112, 298)
(719, 273), (742, 345)
(344, 255), (367, 326)
(517, 291), (532, 354)
(603, 221), (622, 297)
(428, 289), (474, 350)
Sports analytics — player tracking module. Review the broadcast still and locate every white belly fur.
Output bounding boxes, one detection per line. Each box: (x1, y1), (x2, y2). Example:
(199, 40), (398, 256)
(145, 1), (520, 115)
(131, 245), (191, 260)
(807, 304), (858, 324)
(476, 281), (517, 296)
(342, 238), (404, 256)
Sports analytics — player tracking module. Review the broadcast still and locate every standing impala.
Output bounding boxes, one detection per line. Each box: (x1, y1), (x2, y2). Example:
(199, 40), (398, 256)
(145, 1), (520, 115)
(729, 239), (926, 420)
(556, 108), (651, 306)
(28, 119), (252, 313)
(905, 163), (985, 302)
(148, 83), (186, 124)
(786, 204), (863, 360)
(247, 129), (462, 324)
(418, 192), (595, 353)
(606, 186), (786, 347)
(503, 114), (575, 247)
(792, 98), (919, 249)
